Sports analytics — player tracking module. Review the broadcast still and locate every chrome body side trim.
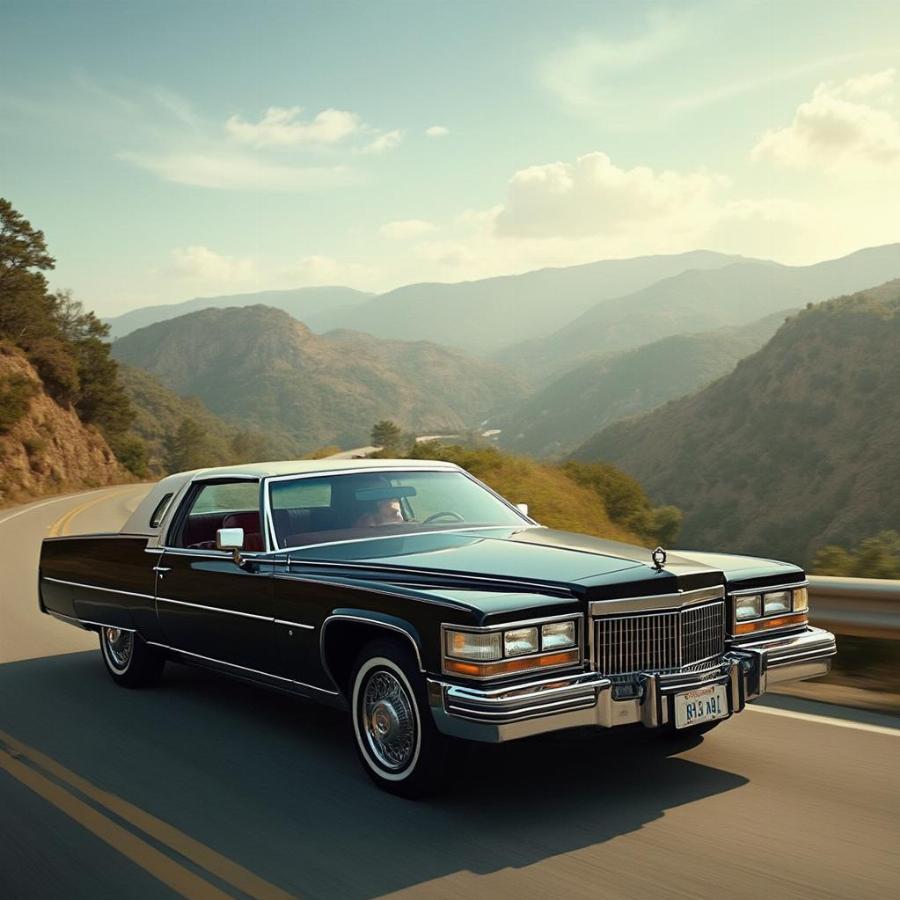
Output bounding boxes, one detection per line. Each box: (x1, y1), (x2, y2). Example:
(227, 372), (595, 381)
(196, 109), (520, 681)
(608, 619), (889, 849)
(589, 585), (725, 616)
(145, 642), (340, 695)
(155, 596), (273, 622)
(274, 618), (316, 630)
(428, 625), (836, 743)
(41, 576), (155, 602)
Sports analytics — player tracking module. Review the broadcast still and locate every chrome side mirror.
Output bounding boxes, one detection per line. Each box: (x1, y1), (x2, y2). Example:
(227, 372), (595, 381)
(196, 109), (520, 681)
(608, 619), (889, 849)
(216, 527), (245, 565)
(515, 503), (529, 518)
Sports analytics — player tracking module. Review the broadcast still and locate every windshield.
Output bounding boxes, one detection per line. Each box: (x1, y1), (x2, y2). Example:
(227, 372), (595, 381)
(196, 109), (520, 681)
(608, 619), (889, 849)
(268, 469), (526, 549)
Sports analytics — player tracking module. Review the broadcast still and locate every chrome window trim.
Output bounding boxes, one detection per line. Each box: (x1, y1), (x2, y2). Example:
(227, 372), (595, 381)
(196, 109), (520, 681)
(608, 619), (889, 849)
(156, 596), (273, 622)
(145, 642), (339, 695)
(41, 576), (155, 602)
(589, 585), (724, 617)
(440, 614), (583, 681)
(156, 547), (267, 560)
(159, 474), (263, 550)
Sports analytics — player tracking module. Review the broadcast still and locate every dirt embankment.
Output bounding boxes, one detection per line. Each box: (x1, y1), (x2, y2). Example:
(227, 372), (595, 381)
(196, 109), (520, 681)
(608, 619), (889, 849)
(0, 348), (126, 505)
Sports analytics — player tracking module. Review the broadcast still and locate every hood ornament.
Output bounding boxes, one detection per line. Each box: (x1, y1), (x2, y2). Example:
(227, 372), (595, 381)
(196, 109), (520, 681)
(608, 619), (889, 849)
(651, 546), (667, 571)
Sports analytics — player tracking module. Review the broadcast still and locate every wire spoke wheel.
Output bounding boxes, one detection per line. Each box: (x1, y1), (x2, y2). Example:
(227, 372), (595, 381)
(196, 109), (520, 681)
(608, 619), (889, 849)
(360, 669), (417, 771)
(104, 627), (133, 671)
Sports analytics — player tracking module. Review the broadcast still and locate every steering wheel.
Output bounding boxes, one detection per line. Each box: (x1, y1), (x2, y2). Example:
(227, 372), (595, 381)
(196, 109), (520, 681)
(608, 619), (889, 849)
(422, 510), (466, 524)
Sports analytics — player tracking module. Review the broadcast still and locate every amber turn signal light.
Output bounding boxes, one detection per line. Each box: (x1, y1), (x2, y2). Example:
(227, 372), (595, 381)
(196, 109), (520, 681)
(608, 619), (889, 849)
(734, 612), (807, 635)
(443, 648), (580, 678)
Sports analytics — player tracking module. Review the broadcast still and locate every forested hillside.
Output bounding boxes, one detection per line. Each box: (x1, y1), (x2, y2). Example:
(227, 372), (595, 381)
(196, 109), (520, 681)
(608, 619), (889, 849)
(112, 306), (526, 453)
(573, 281), (900, 565)
(497, 311), (791, 458)
(0, 199), (135, 499)
(384, 440), (681, 547)
(118, 365), (297, 474)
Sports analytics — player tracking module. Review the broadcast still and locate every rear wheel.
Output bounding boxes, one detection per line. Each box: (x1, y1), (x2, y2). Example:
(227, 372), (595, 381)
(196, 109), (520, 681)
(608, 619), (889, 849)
(100, 628), (165, 688)
(350, 639), (455, 798)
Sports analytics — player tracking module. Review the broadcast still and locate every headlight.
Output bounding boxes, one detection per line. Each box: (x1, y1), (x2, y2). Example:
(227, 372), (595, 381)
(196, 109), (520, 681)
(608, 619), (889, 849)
(735, 594), (762, 621)
(793, 587), (809, 611)
(442, 619), (580, 678)
(445, 630), (501, 661)
(542, 620), (576, 650)
(763, 590), (792, 615)
(503, 627), (538, 657)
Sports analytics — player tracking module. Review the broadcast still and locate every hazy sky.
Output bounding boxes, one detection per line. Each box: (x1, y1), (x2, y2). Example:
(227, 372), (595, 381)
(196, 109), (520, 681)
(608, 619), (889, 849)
(3, 0), (900, 314)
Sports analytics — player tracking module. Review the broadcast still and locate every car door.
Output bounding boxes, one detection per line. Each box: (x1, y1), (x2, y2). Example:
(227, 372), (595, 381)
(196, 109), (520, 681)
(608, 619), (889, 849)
(155, 477), (278, 675)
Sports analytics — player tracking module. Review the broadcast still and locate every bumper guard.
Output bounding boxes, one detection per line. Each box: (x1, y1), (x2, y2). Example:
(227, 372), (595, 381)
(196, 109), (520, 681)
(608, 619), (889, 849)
(429, 625), (836, 743)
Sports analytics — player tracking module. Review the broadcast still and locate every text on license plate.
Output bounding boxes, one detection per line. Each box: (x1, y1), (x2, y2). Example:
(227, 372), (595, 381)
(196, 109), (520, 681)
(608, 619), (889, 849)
(674, 684), (729, 729)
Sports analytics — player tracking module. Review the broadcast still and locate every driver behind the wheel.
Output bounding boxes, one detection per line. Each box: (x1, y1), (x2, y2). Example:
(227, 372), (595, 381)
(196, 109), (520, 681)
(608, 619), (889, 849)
(353, 498), (404, 527)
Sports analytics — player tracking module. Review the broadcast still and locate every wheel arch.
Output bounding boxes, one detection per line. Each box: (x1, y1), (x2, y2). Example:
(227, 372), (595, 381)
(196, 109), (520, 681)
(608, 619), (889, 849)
(320, 610), (425, 698)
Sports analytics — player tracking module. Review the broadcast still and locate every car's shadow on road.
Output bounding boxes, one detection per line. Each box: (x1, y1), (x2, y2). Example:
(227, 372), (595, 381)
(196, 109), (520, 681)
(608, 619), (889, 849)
(1, 652), (748, 898)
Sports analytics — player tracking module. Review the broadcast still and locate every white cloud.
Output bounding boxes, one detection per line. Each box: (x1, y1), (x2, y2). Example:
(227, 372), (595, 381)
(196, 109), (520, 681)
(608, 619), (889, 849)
(225, 106), (361, 147)
(379, 219), (435, 240)
(171, 246), (256, 282)
(361, 129), (404, 154)
(494, 151), (726, 240)
(752, 69), (900, 171)
(425, 125), (449, 138)
(121, 150), (354, 191)
(540, 14), (685, 114)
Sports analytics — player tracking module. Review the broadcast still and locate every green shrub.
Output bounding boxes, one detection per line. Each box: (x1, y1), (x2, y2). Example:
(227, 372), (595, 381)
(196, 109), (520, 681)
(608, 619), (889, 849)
(22, 436), (46, 456)
(0, 373), (37, 432)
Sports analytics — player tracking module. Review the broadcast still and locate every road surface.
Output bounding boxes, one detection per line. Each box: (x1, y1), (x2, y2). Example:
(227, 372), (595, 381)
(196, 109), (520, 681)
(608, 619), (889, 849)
(1, 485), (898, 899)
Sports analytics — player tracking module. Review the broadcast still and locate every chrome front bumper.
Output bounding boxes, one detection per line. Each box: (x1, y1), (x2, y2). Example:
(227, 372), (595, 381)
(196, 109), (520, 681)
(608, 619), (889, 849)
(428, 626), (837, 743)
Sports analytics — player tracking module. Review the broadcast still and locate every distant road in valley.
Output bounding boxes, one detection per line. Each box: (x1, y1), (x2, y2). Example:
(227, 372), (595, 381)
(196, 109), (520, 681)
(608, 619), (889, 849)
(0, 485), (897, 899)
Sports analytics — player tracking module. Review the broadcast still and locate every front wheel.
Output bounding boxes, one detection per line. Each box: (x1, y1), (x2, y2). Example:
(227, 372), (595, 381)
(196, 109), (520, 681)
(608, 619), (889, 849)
(100, 627), (165, 688)
(350, 639), (454, 798)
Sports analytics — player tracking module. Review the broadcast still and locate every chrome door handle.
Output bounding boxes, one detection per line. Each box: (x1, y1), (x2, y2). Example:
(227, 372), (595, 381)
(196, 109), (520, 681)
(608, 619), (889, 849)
(153, 566), (172, 574)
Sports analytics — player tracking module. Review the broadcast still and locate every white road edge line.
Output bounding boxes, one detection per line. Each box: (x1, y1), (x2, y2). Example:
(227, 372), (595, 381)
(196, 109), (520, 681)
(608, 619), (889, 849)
(748, 703), (900, 737)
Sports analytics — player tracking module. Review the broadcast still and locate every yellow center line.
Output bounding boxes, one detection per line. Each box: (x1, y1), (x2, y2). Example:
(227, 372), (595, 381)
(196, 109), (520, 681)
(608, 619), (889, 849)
(0, 746), (234, 900)
(46, 487), (137, 538)
(0, 729), (296, 900)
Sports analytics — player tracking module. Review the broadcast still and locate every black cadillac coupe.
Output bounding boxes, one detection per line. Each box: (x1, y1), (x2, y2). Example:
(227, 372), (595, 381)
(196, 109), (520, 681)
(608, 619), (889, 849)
(39, 459), (837, 796)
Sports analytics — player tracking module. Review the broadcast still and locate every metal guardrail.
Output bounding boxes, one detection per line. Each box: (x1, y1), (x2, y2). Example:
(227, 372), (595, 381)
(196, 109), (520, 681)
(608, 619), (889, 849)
(808, 576), (900, 638)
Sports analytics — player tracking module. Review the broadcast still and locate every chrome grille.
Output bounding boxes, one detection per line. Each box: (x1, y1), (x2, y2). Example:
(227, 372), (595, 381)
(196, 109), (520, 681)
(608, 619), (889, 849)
(595, 601), (725, 676)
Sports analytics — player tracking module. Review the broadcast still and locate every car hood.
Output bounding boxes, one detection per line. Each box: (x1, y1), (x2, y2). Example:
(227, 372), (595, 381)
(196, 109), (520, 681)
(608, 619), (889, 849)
(286, 526), (655, 588)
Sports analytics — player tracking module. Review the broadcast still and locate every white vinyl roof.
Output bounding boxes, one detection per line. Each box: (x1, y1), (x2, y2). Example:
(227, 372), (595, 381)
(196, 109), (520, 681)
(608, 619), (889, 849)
(120, 458), (461, 536)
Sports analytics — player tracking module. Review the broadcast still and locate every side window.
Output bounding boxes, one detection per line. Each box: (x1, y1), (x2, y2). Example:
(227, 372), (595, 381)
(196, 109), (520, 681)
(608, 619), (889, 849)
(169, 480), (262, 551)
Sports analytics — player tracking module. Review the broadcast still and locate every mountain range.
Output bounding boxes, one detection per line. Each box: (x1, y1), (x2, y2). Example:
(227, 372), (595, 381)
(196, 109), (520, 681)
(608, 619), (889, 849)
(111, 305), (524, 453)
(106, 250), (743, 351)
(572, 280), (900, 565)
(496, 244), (900, 383)
(495, 310), (793, 458)
(105, 286), (372, 340)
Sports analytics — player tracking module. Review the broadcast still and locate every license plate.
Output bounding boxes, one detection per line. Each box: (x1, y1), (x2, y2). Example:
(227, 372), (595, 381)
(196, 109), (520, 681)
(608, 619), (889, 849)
(674, 684), (729, 729)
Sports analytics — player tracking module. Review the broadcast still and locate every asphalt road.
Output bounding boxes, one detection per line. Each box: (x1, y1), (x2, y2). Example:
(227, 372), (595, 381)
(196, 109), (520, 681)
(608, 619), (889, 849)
(1, 485), (898, 899)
